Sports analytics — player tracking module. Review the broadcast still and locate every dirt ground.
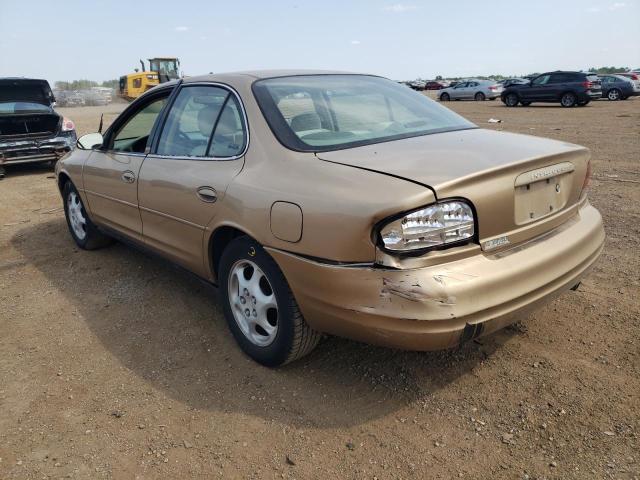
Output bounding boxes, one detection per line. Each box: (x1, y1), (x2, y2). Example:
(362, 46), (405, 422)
(1, 96), (639, 480)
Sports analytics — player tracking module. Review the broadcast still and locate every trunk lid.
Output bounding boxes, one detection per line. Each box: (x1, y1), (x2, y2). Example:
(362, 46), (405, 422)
(316, 128), (590, 245)
(0, 78), (55, 105)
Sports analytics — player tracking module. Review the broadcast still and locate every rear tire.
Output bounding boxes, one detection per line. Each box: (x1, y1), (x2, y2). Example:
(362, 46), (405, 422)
(62, 181), (113, 250)
(474, 92), (485, 101)
(504, 93), (519, 107)
(440, 92), (450, 101)
(219, 236), (322, 366)
(560, 92), (577, 107)
(607, 88), (621, 101)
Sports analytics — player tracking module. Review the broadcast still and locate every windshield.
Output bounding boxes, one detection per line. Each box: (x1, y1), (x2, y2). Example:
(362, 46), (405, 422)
(253, 75), (475, 152)
(0, 101), (52, 114)
(150, 60), (179, 79)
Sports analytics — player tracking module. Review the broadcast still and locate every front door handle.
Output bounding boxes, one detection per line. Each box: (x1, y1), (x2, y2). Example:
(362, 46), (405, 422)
(121, 171), (136, 183)
(196, 186), (217, 203)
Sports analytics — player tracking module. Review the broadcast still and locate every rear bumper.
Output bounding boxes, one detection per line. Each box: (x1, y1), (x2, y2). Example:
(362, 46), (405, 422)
(268, 201), (605, 350)
(0, 132), (76, 167)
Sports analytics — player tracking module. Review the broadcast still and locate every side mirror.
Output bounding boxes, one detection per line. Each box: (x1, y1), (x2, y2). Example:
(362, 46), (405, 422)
(77, 133), (104, 150)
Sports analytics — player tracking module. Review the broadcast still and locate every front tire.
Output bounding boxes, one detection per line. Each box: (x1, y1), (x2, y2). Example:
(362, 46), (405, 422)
(440, 92), (450, 101)
(474, 92), (485, 101)
(219, 236), (321, 366)
(607, 88), (621, 101)
(62, 182), (113, 250)
(560, 92), (577, 107)
(504, 93), (519, 107)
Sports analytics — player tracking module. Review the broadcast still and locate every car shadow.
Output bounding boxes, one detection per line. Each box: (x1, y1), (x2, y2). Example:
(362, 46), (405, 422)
(1, 162), (56, 179)
(12, 218), (521, 428)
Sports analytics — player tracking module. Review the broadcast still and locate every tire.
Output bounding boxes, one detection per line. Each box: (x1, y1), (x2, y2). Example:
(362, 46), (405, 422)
(62, 181), (113, 250)
(520, 101), (531, 106)
(607, 88), (621, 101)
(440, 92), (450, 101)
(560, 92), (577, 107)
(504, 93), (519, 107)
(219, 236), (321, 366)
(474, 92), (485, 101)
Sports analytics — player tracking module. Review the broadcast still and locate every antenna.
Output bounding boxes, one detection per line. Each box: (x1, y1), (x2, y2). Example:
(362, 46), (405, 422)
(98, 113), (104, 134)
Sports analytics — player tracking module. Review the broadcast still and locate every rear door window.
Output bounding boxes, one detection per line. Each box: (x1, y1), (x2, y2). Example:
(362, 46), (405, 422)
(156, 85), (246, 158)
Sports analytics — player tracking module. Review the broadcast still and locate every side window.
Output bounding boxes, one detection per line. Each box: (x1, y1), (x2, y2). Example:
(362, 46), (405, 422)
(156, 86), (228, 157)
(156, 85), (246, 158)
(532, 75), (551, 86)
(208, 97), (246, 157)
(111, 96), (167, 153)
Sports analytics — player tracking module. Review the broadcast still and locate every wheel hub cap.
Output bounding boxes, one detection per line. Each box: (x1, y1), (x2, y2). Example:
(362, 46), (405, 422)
(228, 259), (278, 347)
(67, 192), (87, 240)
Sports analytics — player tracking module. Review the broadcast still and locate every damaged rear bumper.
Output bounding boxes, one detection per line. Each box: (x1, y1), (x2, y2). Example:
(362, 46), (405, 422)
(0, 132), (76, 167)
(267, 201), (605, 351)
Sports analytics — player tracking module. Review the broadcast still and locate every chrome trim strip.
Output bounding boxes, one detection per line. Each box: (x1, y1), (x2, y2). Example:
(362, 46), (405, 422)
(138, 205), (205, 230)
(84, 189), (138, 209)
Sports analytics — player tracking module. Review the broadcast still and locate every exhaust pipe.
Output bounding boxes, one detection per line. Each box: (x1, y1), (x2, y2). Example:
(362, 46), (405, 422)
(140, 59), (146, 72)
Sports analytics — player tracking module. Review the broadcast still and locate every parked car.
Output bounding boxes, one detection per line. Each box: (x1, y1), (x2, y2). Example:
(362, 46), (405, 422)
(408, 80), (426, 90)
(501, 71), (602, 107)
(56, 71), (604, 366)
(424, 81), (445, 90)
(598, 74), (639, 100)
(438, 80), (503, 101)
(615, 72), (640, 91)
(0, 78), (76, 178)
(501, 78), (529, 87)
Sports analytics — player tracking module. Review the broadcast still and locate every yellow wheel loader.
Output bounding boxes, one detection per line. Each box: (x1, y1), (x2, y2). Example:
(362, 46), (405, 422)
(118, 58), (180, 100)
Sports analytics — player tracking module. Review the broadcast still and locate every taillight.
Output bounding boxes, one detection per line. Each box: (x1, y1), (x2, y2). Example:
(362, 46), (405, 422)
(581, 159), (592, 196)
(61, 118), (75, 132)
(631, 74), (639, 80)
(581, 81), (593, 89)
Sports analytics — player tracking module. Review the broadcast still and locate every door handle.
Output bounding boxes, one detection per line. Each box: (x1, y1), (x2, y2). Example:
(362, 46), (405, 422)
(196, 186), (217, 203)
(121, 171), (136, 183)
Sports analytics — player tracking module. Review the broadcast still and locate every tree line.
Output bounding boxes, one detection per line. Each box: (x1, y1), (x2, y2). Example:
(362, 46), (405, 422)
(54, 79), (119, 91)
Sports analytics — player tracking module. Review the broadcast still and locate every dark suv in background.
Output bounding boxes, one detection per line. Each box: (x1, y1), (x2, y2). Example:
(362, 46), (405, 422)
(501, 71), (602, 107)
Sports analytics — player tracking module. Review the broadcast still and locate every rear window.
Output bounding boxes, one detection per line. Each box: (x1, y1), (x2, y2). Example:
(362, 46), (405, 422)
(252, 75), (475, 152)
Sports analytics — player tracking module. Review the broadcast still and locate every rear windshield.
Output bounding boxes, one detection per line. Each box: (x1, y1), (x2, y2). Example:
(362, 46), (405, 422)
(0, 101), (52, 114)
(252, 75), (475, 152)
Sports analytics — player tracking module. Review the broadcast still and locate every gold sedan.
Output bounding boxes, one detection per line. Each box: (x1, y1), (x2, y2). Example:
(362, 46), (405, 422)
(56, 71), (605, 366)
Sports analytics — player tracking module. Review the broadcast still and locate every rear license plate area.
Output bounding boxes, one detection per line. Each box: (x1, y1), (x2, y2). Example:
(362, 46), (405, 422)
(514, 162), (574, 225)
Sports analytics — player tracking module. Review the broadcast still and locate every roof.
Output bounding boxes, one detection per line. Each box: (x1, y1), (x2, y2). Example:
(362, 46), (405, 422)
(182, 69), (363, 84)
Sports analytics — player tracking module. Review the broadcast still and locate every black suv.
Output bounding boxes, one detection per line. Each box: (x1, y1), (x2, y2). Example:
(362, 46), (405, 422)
(501, 71), (602, 107)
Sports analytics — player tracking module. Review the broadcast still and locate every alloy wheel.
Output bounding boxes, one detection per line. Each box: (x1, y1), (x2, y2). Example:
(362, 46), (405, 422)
(227, 259), (279, 347)
(608, 89), (620, 101)
(67, 191), (87, 240)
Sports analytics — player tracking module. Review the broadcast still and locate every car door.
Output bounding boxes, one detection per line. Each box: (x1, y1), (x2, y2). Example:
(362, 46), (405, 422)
(82, 89), (171, 242)
(451, 82), (468, 99)
(138, 83), (247, 277)
(524, 74), (552, 101)
(465, 81), (479, 99)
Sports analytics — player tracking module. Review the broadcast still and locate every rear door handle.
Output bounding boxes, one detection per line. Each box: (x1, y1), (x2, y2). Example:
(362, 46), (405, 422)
(121, 171), (136, 183)
(196, 186), (217, 203)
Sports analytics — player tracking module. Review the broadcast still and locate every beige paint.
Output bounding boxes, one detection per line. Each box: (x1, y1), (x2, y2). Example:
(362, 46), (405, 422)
(56, 70), (605, 351)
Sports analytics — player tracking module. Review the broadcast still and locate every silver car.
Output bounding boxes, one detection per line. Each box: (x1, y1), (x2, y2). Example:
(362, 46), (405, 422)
(439, 80), (503, 101)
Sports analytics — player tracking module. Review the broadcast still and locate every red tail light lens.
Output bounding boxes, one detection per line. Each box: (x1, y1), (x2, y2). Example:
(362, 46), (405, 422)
(581, 81), (593, 89)
(631, 74), (639, 80)
(61, 118), (75, 132)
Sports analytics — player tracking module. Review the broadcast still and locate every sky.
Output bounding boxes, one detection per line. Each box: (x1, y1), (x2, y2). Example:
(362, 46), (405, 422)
(1, 0), (639, 84)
